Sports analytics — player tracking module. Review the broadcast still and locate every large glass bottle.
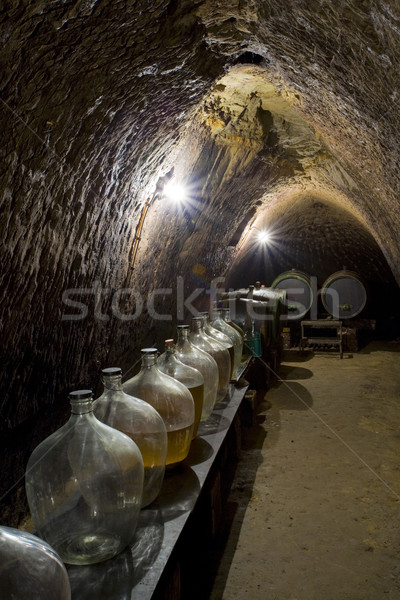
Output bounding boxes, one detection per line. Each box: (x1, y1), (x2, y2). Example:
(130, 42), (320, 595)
(190, 317), (231, 402)
(211, 308), (243, 378)
(175, 325), (218, 420)
(93, 367), (167, 508)
(200, 312), (235, 379)
(25, 390), (144, 565)
(223, 306), (245, 342)
(158, 340), (204, 439)
(0, 526), (71, 599)
(124, 349), (194, 469)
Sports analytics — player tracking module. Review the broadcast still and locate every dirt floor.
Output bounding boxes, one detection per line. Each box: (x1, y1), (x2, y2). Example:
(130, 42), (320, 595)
(209, 340), (400, 600)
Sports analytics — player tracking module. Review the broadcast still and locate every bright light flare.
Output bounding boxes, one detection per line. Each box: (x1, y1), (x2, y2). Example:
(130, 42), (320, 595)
(163, 180), (187, 203)
(257, 230), (271, 244)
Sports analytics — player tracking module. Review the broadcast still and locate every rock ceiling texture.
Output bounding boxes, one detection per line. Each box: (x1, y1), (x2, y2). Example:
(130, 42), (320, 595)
(0, 0), (400, 522)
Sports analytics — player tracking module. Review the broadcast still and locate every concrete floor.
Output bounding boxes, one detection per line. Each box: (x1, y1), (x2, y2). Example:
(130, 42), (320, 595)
(209, 340), (400, 600)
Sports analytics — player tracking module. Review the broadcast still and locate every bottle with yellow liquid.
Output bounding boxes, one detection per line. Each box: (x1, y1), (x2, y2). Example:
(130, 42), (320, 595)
(223, 307), (245, 342)
(158, 339), (204, 438)
(175, 325), (219, 420)
(211, 308), (243, 378)
(124, 349), (194, 469)
(200, 312), (235, 380)
(190, 317), (231, 402)
(93, 367), (167, 507)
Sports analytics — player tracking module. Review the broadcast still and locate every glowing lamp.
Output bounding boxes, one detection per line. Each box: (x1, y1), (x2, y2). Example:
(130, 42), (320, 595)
(163, 180), (187, 203)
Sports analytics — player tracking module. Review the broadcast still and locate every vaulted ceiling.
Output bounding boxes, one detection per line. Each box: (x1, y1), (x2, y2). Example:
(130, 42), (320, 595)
(1, 0), (399, 457)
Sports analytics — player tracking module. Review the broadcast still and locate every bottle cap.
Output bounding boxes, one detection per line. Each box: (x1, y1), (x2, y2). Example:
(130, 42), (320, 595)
(141, 348), (158, 354)
(102, 367), (122, 376)
(68, 390), (93, 400)
(177, 324), (189, 329)
(165, 339), (174, 347)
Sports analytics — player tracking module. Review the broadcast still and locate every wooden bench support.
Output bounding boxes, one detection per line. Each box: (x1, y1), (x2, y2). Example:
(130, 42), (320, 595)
(300, 320), (343, 359)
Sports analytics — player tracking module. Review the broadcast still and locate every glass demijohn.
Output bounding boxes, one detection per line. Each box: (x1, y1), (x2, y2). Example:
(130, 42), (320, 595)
(223, 307), (245, 341)
(158, 339), (204, 438)
(93, 367), (167, 507)
(175, 325), (219, 420)
(190, 317), (231, 402)
(124, 349), (194, 469)
(0, 526), (71, 599)
(25, 390), (144, 565)
(200, 312), (235, 379)
(211, 309), (243, 377)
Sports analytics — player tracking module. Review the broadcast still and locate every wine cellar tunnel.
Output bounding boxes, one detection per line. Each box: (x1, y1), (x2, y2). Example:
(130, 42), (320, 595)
(1, 0), (400, 595)
(226, 192), (399, 320)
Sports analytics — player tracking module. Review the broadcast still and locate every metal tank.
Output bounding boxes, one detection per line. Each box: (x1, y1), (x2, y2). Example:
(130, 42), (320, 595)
(222, 286), (287, 349)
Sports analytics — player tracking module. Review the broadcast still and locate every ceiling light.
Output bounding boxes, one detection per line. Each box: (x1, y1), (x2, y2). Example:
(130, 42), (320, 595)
(257, 230), (271, 244)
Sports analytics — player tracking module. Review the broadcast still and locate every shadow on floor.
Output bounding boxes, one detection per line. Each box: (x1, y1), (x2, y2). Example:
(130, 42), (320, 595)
(358, 339), (400, 354)
(278, 363), (313, 380)
(282, 349), (315, 363)
(204, 405), (267, 600)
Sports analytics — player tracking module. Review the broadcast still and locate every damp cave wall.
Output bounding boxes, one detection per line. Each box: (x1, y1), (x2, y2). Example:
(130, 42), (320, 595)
(1, 0), (400, 525)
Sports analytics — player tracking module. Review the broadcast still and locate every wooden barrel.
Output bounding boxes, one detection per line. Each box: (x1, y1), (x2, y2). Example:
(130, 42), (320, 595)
(321, 270), (367, 319)
(271, 270), (314, 320)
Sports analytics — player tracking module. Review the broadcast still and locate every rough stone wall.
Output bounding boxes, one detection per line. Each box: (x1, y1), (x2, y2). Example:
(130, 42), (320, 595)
(0, 0), (400, 524)
(195, 0), (400, 278)
(0, 0), (227, 524)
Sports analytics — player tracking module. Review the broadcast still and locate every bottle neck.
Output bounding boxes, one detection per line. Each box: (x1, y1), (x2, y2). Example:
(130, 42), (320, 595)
(177, 327), (190, 344)
(102, 375), (123, 392)
(69, 390), (94, 415)
(70, 398), (93, 415)
(164, 346), (175, 359)
(162, 346), (178, 367)
(191, 319), (203, 333)
(160, 346), (180, 377)
(141, 354), (158, 369)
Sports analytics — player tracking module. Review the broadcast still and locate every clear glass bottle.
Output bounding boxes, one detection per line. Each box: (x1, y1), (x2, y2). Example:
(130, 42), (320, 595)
(158, 340), (204, 439)
(25, 390), (144, 565)
(211, 309), (243, 378)
(223, 307), (245, 341)
(175, 325), (218, 420)
(93, 367), (167, 508)
(124, 349), (194, 469)
(190, 317), (231, 402)
(200, 312), (235, 379)
(0, 526), (71, 599)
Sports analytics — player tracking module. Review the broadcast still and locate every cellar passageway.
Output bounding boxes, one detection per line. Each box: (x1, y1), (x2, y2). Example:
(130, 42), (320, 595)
(227, 193), (397, 291)
(209, 341), (400, 600)
(1, 0), (400, 542)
